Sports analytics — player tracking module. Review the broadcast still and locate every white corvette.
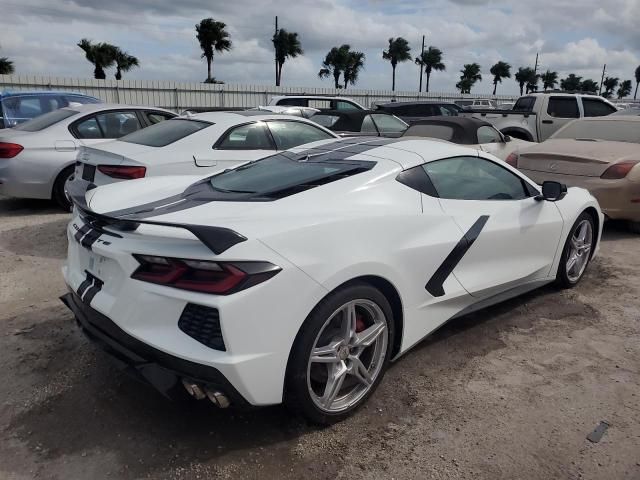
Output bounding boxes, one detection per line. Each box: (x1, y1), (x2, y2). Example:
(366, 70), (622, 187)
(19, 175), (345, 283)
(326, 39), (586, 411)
(61, 137), (602, 424)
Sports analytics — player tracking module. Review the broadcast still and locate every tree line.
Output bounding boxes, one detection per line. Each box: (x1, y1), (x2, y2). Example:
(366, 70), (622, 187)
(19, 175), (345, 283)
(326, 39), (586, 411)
(2, 20), (640, 100)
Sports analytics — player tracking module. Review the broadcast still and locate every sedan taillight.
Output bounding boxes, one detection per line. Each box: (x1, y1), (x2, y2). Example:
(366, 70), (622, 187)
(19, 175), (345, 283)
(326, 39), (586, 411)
(505, 152), (519, 168)
(98, 165), (147, 179)
(600, 160), (639, 179)
(0, 142), (24, 159)
(131, 255), (281, 295)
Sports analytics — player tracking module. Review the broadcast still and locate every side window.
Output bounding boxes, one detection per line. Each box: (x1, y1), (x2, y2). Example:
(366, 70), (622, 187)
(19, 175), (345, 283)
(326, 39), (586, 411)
(145, 111), (174, 124)
(477, 126), (503, 144)
(277, 98), (307, 107)
(217, 122), (274, 150)
(75, 116), (103, 139)
(335, 100), (359, 111)
(582, 98), (617, 117)
(371, 114), (408, 134)
(547, 97), (579, 118)
(95, 111), (141, 138)
(267, 121), (334, 150)
(361, 115), (378, 133)
(513, 96), (535, 112)
(423, 156), (529, 201)
(308, 99), (332, 110)
(437, 105), (456, 116)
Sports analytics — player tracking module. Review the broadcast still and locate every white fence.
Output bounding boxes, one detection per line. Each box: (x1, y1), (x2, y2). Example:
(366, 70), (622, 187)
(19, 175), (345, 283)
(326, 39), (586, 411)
(0, 75), (519, 112)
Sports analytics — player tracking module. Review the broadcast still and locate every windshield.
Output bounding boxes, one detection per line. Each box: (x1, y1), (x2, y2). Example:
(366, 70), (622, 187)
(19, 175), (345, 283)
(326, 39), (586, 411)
(12, 108), (79, 131)
(120, 118), (210, 147)
(552, 120), (640, 143)
(209, 154), (372, 197)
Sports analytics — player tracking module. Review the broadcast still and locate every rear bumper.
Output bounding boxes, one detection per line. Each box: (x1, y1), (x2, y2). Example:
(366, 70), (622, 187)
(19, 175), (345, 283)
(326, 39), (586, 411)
(61, 291), (250, 405)
(521, 169), (640, 222)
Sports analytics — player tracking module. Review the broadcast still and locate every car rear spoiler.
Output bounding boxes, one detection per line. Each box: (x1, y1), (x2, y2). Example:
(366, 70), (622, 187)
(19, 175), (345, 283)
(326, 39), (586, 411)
(66, 179), (247, 255)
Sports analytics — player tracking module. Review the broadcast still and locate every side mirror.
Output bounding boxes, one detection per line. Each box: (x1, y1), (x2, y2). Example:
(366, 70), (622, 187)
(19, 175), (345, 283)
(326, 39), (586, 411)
(536, 181), (567, 202)
(503, 134), (512, 143)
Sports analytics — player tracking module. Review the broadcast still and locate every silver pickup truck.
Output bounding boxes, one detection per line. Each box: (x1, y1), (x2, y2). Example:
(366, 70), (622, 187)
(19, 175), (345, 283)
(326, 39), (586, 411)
(461, 92), (617, 142)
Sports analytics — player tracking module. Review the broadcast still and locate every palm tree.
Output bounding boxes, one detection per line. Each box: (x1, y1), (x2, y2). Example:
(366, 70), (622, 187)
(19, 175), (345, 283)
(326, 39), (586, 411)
(560, 73), (582, 92)
(457, 63), (482, 93)
(580, 79), (599, 94)
(318, 44), (351, 89)
(343, 51), (365, 89)
(617, 80), (632, 99)
(113, 48), (139, 80)
(273, 29), (303, 86)
(0, 57), (13, 75)
(602, 77), (619, 98)
(195, 18), (232, 84)
(415, 46), (445, 93)
(77, 39), (117, 79)
(514, 67), (538, 95)
(526, 73), (539, 93)
(634, 65), (640, 100)
(540, 70), (558, 91)
(489, 61), (511, 95)
(383, 37), (411, 91)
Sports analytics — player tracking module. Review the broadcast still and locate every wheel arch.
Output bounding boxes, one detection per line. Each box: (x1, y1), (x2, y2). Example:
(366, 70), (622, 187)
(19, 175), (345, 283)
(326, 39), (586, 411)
(583, 206), (600, 259)
(50, 161), (76, 199)
(500, 127), (534, 142)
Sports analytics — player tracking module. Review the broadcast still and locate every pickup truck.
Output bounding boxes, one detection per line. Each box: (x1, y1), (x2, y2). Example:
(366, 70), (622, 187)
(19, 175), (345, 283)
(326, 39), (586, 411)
(461, 93), (617, 142)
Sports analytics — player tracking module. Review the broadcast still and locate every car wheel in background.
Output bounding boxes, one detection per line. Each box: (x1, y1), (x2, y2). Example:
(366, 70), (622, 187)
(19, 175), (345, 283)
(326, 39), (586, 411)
(52, 166), (75, 211)
(285, 282), (394, 425)
(556, 212), (596, 288)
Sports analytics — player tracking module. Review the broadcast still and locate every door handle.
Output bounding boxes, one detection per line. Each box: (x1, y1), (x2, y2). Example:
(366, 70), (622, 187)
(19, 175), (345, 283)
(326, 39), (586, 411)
(542, 120), (553, 124)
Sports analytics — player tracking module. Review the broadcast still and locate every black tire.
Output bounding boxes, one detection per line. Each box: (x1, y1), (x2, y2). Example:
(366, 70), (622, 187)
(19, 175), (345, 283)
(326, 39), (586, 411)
(556, 212), (596, 288)
(284, 282), (395, 425)
(52, 166), (75, 211)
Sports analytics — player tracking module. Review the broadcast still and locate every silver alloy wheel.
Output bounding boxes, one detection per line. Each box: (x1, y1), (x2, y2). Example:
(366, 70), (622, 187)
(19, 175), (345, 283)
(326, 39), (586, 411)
(566, 219), (593, 283)
(306, 299), (388, 413)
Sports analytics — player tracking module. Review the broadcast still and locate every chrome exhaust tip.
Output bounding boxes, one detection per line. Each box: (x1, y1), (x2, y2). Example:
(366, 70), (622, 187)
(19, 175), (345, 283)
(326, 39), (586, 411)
(206, 389), (231, 409)
(181, 379), (206, 400)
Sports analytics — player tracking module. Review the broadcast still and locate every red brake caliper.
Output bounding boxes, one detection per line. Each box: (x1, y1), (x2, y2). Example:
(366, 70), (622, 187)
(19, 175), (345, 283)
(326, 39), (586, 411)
(355, 313), (366, 333)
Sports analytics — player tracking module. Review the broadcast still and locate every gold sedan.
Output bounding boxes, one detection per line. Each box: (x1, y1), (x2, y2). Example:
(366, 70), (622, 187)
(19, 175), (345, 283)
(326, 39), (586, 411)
(507, 116), (640, 232)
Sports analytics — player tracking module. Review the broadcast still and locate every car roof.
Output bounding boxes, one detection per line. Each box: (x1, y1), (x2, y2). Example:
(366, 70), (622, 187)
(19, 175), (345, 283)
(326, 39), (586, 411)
(574, 116), (640, 122)
(403, 116), (491, 144)
(377, 100), (458, 107)
(312, 109), (392, 131)
(0, 90), (99, 99)
(270, 95), (359, 102)
(60, 103), (174, 114)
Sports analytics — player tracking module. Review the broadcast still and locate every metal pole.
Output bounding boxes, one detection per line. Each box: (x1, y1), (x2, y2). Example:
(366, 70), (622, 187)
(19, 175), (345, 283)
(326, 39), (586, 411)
(533, 52), (539, 75)
(599, 64), (606, 95)
(274, 16), (279, 87)
(418, 35), (425, 93)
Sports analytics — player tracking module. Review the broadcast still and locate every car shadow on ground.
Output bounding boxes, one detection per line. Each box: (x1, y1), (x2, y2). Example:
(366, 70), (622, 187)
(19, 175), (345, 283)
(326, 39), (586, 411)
(0, 197), (65, 217)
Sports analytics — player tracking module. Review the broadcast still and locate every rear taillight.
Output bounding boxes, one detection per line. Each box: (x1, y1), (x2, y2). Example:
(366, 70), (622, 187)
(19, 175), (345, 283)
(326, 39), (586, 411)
(0, 142), (24, 158)
(505, 152), (519, 168)
(600, 160), (640, 180)
(98, 165), (146, 179)
(131, 255), (280, 295)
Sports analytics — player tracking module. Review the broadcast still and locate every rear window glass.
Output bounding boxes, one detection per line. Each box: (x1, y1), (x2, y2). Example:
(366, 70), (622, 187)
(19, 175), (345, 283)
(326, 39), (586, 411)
(404, 124), (455, 141)
(209, 154), (371, 198)
(513, 96), (535, 112)
(12, 108), (78, 131)
(551, 120), (640, 143)
(120, 119), (210, 147)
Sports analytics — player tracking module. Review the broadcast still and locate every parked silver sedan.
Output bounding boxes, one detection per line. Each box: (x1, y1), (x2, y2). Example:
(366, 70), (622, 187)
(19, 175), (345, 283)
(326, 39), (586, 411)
(0, 104), (175, 208)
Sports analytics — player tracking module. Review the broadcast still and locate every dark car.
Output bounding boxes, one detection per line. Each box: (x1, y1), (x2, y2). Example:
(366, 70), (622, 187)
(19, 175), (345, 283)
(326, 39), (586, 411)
(0, 91), (101, 128)
(373, 101), (463, 123)
(310, 109), (408, 137)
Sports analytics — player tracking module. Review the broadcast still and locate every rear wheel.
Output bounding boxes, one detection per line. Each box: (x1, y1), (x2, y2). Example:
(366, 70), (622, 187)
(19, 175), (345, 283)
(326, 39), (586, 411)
(556, 212), (595, 288)
(285, 283), (394, 425)
(52, 166), (75, 211)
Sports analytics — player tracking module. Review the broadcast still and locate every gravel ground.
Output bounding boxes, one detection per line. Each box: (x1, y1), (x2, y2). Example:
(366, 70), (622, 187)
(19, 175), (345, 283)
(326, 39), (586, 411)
(0, 196), (638, 480)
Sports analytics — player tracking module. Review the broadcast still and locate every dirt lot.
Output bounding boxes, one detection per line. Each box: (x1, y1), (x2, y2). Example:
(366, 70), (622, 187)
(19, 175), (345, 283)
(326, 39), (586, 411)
(0, 196), (638, 480)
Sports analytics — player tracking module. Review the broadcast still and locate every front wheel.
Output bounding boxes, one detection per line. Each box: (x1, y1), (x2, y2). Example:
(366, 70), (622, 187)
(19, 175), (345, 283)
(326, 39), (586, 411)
(556, 212), (595, 288)
(285, 283), (394, 425)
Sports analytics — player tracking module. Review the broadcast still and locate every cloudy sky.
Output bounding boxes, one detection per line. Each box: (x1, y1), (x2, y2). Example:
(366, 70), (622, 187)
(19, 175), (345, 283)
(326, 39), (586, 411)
(2, 0), (639, 95)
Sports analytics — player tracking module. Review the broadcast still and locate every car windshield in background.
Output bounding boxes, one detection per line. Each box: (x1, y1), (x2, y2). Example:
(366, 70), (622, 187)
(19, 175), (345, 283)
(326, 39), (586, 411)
(552, 120), (640, 144)
(120, 118), (210, 147)
(209, 154), (369, 196)
(12, 108), (79, 131)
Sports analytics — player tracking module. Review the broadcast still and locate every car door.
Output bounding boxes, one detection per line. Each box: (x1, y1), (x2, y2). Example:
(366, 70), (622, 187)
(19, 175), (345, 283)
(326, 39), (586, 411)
(421, 154), (564, 298)
(539, 96), (580, 141)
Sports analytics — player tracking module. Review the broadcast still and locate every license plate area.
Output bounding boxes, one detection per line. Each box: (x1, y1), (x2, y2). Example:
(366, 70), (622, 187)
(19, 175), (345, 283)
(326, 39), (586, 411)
(82, 163), (96, 182)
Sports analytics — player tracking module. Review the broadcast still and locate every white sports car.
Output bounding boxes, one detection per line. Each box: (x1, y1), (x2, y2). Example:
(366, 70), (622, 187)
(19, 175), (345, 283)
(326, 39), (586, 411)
(75, 111), (338, 188)
(61, 137), (602, 424)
